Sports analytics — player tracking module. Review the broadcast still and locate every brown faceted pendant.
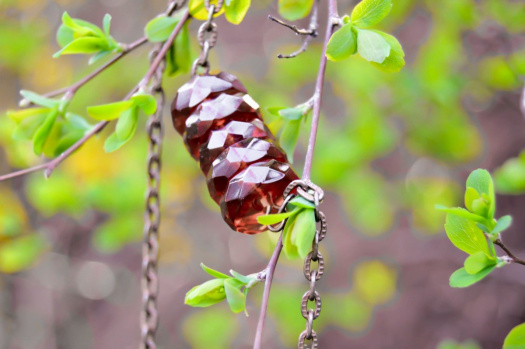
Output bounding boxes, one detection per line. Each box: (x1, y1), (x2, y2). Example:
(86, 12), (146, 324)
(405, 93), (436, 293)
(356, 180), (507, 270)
(171, 72), (298, 234)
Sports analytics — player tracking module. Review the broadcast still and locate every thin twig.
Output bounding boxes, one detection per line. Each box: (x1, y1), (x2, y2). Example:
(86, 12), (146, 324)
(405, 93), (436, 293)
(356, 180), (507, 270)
(270, 0), (320, 59)
(253, 233), (283, 349)
(302, 0), (339, 180)
(495, 238), (525, 265)
(41, 37), (148, 99)
(0, 8), (191, 183)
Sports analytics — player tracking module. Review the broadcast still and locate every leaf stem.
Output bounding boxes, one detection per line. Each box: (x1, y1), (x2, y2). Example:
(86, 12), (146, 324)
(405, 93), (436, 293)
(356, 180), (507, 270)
(253, 233), (283, 349)
(0, 8), (191, 183)
(495, 238), (525, 265)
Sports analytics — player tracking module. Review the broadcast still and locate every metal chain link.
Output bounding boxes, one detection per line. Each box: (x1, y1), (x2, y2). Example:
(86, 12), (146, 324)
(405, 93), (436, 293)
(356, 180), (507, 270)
(140, 42), (166, 349)
(277, 180), (326, 349)
(191, 1), (223, 75)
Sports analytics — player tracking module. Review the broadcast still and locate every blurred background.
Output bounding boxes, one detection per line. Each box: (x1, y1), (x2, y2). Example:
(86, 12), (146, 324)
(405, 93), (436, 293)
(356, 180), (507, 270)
(1, 0), (525, 348)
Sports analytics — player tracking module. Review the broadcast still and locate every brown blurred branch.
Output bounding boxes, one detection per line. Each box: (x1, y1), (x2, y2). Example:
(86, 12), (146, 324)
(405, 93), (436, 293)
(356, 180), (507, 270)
(495, 238), (525, 265)
(269, 0), (319, 59)
(253, 233), (283, 349)
(0, 9), (191, 183)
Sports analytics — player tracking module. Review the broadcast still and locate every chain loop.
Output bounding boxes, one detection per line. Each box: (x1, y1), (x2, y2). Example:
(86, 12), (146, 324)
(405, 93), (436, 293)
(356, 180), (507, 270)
(140, 41), (166, 349)
(298, 329), (318, 349)
(294, 181), (326, 349)
(192, 1), (222, 76)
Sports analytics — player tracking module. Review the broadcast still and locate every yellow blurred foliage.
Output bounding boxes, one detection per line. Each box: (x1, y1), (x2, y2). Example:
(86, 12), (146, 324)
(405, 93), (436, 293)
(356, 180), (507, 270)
(353, 260), (397, 306)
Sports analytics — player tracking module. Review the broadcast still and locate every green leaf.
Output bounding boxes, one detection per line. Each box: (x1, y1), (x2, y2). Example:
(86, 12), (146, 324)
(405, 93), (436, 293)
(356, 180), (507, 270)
(201, 263), (229, 279)
(291, 208), (317, 259)
(0, 235), (47, 273)
(230, 270), (253, 285)
(369, 31), (405, 73)
(278, 108), (303, 121)
(115, 107), (139, 141)
(504, 323), (525, 349)
(267, 106), (285, 116)
(326, 23), (357, 62)
(61, 12), (94, 36)
(444, 214), (490, 256)
(278, 0), (315, 21)
(53, 37), (108, 58)
(189, 0), (226, 21)
(283, 213), (300, 259)
(103, 14), (111, 37)
(7, 107), (50, 124)
(54, 130), (85, 156)
(493, 215), (512, 234)
(466, 169), (495, 218)
(435, 205), (485, 223)
(449, 266), (495, 288)
(103, 133), (126, 153)
(350, 0), (392, 28)
(131, 93), (157, 115)
(280, 119), (301, 162)
(224, 278), (246, 313)
(33, 109), (58, 155)
(56, 25), (75, 47)
(20, 90), (61, 108)
(88, 50), (112, 65)
(145, 15), (179, 42)
(257, 210), (299, 225)
(225, 0), (251, 25)
(464, 251), (496, 274)
(87, 100), (134, 121)
(165, 23), (191, 76)
(356, 29), (391, 63)
(184, 278), (226, 307)
(464, 187), (479, 212)
(288, 196), (316, 209)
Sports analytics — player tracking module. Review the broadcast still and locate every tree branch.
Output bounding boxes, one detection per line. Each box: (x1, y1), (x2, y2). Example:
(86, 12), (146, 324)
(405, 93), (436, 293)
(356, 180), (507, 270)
(495, 238), (525, 265)
(0, 8), (191, 183)
(270, 0), (319, 59)
(302, 0), (338, 180)
(253, 1), (338, 347)
(253, 233), (283, 349)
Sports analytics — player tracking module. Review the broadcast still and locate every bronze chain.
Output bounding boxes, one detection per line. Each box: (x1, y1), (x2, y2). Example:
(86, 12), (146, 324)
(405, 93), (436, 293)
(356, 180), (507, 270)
(276, 180), (327, 349)
(191, 0), (223, 75)
(140, 43), (166, 349)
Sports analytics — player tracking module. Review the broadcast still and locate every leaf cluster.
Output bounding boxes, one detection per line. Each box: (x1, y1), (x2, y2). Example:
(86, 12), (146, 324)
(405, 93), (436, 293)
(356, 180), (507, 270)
(436, 169), (513, 288)
(189, 0), (251, 25)
(87, 93), (157, 152)
(266, 105), (310, 161)
(326, 0), (405, 73)
(8, 91), (91, 157)
(144, 12), (192, 76)
(185, 263), (260, 314)
(55, 13), (121, 64)
(257, 196), (317, 260)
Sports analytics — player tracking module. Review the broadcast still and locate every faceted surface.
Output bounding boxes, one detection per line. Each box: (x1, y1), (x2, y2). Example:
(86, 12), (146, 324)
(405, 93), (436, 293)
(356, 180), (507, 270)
(183, 94), (261, 159)
(207, 139), (288, 203)
(199, 119), (270, 175)
(220, 160), (299, 234)
(171, 73), (247, 135)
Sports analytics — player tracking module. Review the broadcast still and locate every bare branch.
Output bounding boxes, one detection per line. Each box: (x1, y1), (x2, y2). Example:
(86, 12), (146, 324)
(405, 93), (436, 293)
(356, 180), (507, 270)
(495, 238), (525, 266)
(270, 0), (320, 59)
